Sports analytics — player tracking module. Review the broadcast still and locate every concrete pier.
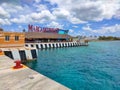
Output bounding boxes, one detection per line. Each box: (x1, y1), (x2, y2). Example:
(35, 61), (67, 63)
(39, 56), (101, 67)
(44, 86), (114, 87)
(1, 47), (37, 63)
(25, 42), (88, 49)
(0, 55), (70, 90)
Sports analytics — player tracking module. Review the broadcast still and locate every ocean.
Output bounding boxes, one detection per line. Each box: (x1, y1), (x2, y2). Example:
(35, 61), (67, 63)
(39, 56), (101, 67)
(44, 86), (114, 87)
(26, 41), (120, 90)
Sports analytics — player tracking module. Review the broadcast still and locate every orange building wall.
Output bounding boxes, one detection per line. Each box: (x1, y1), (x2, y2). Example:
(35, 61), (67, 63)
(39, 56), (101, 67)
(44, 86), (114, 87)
(0, 31), (25, 48)
(0, 50), (4, 55)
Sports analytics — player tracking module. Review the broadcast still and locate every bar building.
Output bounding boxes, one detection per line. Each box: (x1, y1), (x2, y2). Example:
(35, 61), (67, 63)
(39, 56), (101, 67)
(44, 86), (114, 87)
(25, 25), (88, 49)
(25, 32), (73, 43)
(25, 24), (73, 43)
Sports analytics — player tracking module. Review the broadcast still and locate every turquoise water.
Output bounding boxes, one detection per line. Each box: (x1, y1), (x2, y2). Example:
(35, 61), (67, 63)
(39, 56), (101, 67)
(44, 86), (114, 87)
(26, 41), (120, 90)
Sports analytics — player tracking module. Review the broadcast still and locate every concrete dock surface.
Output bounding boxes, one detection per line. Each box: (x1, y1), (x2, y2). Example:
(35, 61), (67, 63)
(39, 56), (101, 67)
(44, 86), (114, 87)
(0, 55), (70, 90)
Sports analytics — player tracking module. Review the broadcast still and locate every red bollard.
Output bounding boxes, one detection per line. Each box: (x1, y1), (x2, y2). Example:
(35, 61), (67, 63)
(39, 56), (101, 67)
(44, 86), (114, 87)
(13, 60), (23, 69)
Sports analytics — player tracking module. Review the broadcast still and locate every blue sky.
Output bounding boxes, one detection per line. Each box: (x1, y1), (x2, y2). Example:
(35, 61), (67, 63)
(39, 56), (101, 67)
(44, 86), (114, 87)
(0, 0), (120, 36)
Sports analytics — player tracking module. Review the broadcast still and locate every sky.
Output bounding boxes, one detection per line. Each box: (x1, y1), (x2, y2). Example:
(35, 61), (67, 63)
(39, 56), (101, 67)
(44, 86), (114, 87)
(0, 0), (120, 36)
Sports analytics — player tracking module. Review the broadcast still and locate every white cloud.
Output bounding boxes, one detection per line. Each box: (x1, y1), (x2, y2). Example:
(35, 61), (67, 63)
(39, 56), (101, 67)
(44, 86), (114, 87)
(52, 8), (86, 24)
(0, 7), (10, 18)
(68, 17), (86, 24)
(98, 24), (120, 34)
(114, 8), (120, 19)
(18, 25), (22, 29)
(47, 0), (120, 23)
(30, 10), (56, 22)
(0, 2), (32, 25)
(11, 9), (56, 24)
(72, 26), (78, 28)
(1, 0), (120, 25)
(52, 8), (70, 19)
(0, 18), (11, 25)
(0, 0), (19, 4)
(34, 4), (47, 11)
(82, 24), (92, 31)
(1, 3), (24, 14)
(0, 0), (120, 37)
(11, 15), (31, 24)
(68, 30), (86, 36)
(69, 29), (74, 33)
(35, 0), (41, 3)
(33, 10), (55, 20)
(82, 24), (120, 35)
(47, 21), (63, 28)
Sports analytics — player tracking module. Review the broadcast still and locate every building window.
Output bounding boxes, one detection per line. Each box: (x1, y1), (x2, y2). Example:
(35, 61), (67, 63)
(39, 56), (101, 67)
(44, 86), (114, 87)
(31, 45), (34, 47)
(5, 35), (10, 41)
(15, 36), (19, 41)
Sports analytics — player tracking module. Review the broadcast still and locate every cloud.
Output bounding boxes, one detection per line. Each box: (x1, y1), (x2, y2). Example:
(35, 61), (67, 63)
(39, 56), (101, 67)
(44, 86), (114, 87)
(52, 8), (70, 19)
(34, 4), (47, 11)
(52, 8), (86, 24)
(68, 17), (86, 24)
(34, 0), (41, 3)
(18, 25), (22, 29)
(0, 2), (31, 25)
(0, 0), (120, 37)
(30, 10), (56, 22)
(0, 7), (10, 18)
(10, 9), (56, 24)
(11, 15), (31, 24)
(72, 26), (78, 28)
(114, 8), (120, 19)
(47, 21), (63, 28)
(0, 0), (19, 4)
(68, 29), (86, 36)
(47, 0), (120, 22)
(1, 0), (120, 25)
(0, 18), (11, 25)
(69, 29), (74, 33)
(82, 24), (120, 35)
(1, 2), (32, 15)
(82, 24), (92, 31)
(6, 4), (55, 24)
(98, 24), (120, 34)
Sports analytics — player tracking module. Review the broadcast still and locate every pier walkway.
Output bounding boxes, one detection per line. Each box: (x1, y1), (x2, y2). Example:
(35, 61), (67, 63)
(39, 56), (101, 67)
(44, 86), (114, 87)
(0, 55), (70, 90)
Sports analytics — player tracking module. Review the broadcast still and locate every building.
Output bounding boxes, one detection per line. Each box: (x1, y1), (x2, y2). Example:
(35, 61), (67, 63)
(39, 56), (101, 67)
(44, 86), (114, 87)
(25, 32), (73, 43)
(0, 31), (25, 48)
(0, 29), (37, 63)
(25, 24), (73, 43)
(25, 25), (88, 49)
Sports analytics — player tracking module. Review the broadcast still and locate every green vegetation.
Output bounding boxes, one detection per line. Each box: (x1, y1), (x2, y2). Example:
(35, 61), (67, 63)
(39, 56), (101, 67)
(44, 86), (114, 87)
(98, 36), (120, 40)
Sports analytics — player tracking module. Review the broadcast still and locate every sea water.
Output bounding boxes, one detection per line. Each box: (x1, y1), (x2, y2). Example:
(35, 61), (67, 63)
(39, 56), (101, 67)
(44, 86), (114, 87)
(26, 41), (120, 90)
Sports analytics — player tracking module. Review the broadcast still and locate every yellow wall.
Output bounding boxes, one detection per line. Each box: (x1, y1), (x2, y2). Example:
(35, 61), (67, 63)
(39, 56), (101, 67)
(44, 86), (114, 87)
(0, 31), (25, 48)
